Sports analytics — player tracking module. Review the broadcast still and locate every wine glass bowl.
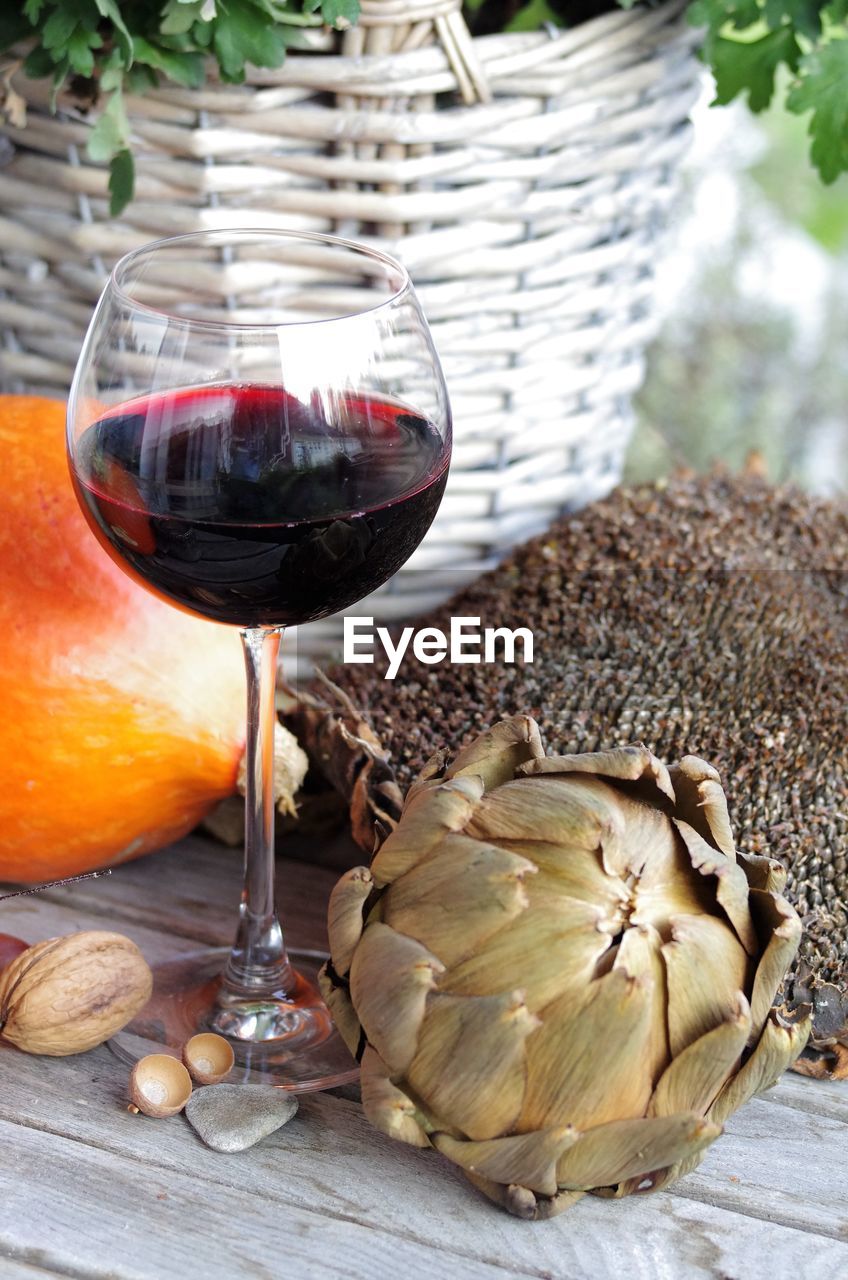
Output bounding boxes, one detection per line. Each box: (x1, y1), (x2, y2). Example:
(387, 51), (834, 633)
(69, 230), (450, 631)
(67, 230), (451, 1088)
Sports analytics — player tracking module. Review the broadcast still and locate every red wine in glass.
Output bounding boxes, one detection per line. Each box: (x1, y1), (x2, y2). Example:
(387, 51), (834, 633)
(72, 383), (448, 627)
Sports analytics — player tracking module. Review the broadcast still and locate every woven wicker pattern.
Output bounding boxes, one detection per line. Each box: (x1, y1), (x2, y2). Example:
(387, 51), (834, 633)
(0, 0), (700, 645)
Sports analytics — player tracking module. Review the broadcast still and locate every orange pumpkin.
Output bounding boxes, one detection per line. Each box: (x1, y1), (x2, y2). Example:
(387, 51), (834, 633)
(0, 396), (246, 883)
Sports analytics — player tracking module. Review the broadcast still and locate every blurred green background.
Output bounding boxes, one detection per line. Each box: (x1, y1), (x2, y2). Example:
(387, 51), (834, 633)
(625, 81), (848, 498)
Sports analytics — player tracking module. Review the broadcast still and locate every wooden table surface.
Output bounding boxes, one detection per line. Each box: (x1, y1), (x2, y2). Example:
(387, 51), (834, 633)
(1, 836), (846, 1280)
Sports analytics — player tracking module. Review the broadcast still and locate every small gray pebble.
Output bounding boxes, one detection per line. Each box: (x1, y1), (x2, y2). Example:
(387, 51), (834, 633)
(185, 1084), (298, 1153)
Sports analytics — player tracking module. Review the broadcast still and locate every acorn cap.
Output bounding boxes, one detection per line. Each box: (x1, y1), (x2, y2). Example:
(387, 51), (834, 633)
(129, 1054), (192, 1117)
(182, 1033), (235, 1086)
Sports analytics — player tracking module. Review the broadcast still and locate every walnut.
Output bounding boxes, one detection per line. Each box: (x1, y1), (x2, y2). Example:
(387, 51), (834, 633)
(0, 930), (152, 1056)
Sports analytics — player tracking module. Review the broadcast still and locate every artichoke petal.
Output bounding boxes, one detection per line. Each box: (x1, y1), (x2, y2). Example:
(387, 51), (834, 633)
(404, 748), (451, 802)
(668, 757), (736, 858)
(461, 1170), (585, 1220)
(613, 792), (710, 907)
(326, 865), (374, 976)
(709, 1009), (812, 1126)
(433, 1125), (578, 1196)
(406, 990), (539, 1141)
(613, 924), (670, 1085)
(371, 775), (484, 885)
(610, 1145), (710, 1198)
(445, 716), (545, 789)
(673, 820), (758, 955)
(439, 895), (610, 1010)
(661, 914), (750, 1056)
(380, 834), (536, 968)
(349, 922), (444, 1074)
(498, 839), (629, 915)
(648, 995), (751, 1117)
(520, 966), (655, 1132)
(466, 775), (626, 871)
(747, 889), (804, 1040)
(555, 1113), (722, 1190)
(317, 963), (362, 1058)
(360, 1047), (431, 1148)
(521, 743), (676, 806)
(739, 850), (788, 894)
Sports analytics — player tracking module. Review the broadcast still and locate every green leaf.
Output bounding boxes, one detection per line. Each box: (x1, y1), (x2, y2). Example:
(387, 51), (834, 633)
(787, 40), (848, 183)
(109, 148), (134, 216)
(92, 0), (134, 65)
(126, 64), (160, 92)
(23, 0), (44, 21)
(87, 88), (130, 163)
(506, 0), (559, 29)
(688, 0), (762, 32)
(320, 0), (359, 26)
(67, 28), (103, 77)
(708, 27), (802, 112)
(824, 0), (848, 21)
(23, 45), (59, 77)
(764, 0), (822, 38)
(212, 0), (289, 82)
(98, 48), (127, 92)
(133, 35), (205, 86)
(192, 19), (215, 46)
(161, 0), (206, 35)
(42, 8), (81, 53)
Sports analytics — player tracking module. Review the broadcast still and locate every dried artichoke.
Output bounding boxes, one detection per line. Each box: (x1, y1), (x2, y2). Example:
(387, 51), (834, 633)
(321, 717), (811, 1220)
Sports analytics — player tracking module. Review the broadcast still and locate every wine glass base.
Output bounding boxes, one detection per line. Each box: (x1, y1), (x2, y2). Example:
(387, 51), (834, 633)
(109, 947), (359, 1092)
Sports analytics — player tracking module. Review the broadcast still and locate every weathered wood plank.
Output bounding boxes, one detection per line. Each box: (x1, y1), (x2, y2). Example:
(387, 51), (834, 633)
(766, 1073), (848, 1124)
(0, 887), (203, 965)
(670, 1091), (848, 1239)
(4, 839), (847, 1280)
(0, 1119), (533, 1280)
(6, 837), (337, 953)
(0, 1258), (74, 1280)
(0, 1043), (846, 1280)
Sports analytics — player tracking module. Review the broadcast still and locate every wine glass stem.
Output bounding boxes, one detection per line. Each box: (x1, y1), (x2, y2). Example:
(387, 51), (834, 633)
(221, 626), (293, 998)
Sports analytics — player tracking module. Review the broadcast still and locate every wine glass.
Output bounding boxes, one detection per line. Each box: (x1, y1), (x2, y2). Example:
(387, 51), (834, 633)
(67, 229), (451, 1089)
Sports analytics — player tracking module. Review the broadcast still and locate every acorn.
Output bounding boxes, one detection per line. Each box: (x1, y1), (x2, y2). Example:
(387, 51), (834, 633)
(182, 1033), (235, 1086)
(129, 1054), (192, 1118)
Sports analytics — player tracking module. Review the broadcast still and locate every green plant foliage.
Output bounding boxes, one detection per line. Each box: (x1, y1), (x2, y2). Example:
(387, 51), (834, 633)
(786, 38), (848, 180)
(0, 0), (360, 213)
(688, 0), (848, 181)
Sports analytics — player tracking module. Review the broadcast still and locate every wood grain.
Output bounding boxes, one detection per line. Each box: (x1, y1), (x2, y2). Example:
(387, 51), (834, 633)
(0, 1039), (846, 1280)
(673, 1094), (848, 1240)
(0, 1118), (532, 1280)
(2, 840), (847, 1280)
(15, 836), (338, 952)
(0, 1258), (75, 1279)
(0, 882), (205, 965)
(767, 1073), (848, 1124)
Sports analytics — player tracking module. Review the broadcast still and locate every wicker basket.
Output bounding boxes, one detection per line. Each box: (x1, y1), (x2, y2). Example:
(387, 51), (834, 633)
(0, 0), (700, 655)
